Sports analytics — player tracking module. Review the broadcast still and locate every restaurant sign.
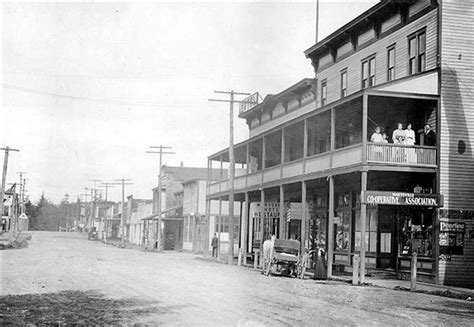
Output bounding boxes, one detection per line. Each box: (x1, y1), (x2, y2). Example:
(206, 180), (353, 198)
(361, 191), (443, 207)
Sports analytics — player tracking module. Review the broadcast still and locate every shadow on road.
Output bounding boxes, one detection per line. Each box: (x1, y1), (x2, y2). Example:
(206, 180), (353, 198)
(0, 290), (188, 325)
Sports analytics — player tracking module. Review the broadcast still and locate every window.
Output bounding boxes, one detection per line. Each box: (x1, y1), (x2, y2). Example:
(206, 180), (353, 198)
(362, 56), (376, 88)
(320, 80), (327, 106)
(340, 69), (348, 97)
(387, 45), (395, 81)
(408, 30), (426, 75)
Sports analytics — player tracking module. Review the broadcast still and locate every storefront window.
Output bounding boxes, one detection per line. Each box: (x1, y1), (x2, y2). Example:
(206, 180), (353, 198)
(308, 195), (327, 250)
(355, 207), (377, 253)
(399, 209), (433, 257)
(335, 193), (351, 252)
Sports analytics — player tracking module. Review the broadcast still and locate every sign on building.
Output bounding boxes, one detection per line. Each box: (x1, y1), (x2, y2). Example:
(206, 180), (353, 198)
(361, 191), (443, 207)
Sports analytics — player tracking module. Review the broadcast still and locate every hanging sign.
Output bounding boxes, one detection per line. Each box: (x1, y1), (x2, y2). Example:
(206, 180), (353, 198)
(361, 191), (443, 207)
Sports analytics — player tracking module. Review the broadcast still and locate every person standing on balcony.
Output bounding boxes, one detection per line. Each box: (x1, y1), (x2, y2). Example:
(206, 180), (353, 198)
(392, 123), (406, 144)
(424, 124), (437, 146)
(404, 123), (416, 145)
(370, 126), (384, 143)
(405, 123), (417, 163)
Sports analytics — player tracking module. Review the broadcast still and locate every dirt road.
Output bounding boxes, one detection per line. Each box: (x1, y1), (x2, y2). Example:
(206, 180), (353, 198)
(1, 232), (473, 325)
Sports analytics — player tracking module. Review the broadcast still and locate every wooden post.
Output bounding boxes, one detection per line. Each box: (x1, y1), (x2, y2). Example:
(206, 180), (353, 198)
(352, 254), (360, 285)
(242, 192), (249, 265)
(301, 181), (307, 251)
(260, 189), (265, 268)
(327, 176), (335, 278)
(279, 185), (285, 240)
(218, 197), (222, 260)
(360, 171), (368, 284)
(411, 252), (418, 291)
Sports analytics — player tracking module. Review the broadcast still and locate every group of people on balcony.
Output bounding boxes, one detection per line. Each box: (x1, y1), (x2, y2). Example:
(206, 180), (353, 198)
(370, 123), (436, 147)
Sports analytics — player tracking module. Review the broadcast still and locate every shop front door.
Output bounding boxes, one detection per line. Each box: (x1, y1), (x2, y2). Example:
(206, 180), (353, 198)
(378, 206), (397, 269)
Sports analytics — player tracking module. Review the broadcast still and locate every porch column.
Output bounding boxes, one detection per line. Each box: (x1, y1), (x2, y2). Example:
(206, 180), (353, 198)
(242, 192), (249, 265)
(360, 171), (368, 283)
(204, 199), (211, 257)
(281, 128), (285, 165)
(218, 197), (222, 260)
(327, 175), (335, 278)
(362, 93), (368, 164)
(301, 181), (307, 250)
(245, 143), (250, 175)
(262, 135), (266, 170)
(279, 185), (285, 240)
(219, 155), (224, 180)
(260, 189), (265, 252)
(330, 107), (335, 168)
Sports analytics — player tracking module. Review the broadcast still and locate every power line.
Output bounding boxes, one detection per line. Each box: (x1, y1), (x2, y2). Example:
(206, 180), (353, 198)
(3, 83), (165, 107)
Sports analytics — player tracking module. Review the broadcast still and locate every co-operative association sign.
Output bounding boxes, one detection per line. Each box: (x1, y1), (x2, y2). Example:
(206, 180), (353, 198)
(361, 191), (443, 207)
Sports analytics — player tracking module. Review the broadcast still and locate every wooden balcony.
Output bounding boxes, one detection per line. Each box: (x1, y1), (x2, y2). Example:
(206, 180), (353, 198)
(207, 143), (437, 197)
(367, 143), (436, 167)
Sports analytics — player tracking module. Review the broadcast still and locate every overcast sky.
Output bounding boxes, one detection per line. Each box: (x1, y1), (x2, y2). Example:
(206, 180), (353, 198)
(1, 0), (378, 203)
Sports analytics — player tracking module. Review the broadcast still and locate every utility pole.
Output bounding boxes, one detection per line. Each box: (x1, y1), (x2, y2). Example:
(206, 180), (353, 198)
(209, 90), (258, 264)
(80, 192), (90, 230)
(146, 145), (174, 251)
(17, 172), (26, 215)
(88, 179), (102, 232)
(315, 0), (320, 43)
(100, 182), (116, 243)
(114, 178), (132, 245)
(0, 146), (20, 233)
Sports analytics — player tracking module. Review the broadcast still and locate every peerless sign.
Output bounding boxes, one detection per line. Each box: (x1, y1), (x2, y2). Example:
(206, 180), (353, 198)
(361, 191), (443, 207)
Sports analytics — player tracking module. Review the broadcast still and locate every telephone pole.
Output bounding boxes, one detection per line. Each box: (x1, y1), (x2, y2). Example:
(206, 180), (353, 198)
(100, 182), (116, 243)
(17, 172), (27, 215)
(0, 146), (20, 229)
(209, 90), (258, 264)
(114, 178), (132, 244)
(146, 145), (174, 251)
(88, 179), (102, 232)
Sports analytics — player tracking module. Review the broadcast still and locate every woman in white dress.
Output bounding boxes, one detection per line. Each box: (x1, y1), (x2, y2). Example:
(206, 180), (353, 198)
(405, 123), (417, 163)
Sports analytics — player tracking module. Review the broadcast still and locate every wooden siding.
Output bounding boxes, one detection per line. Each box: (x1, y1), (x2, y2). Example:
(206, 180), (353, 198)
(316, 9), (438, 109)
(439, 0), (474, 211)
(409, 0), (431, 18)
(337, 41), (352, 58)
(358, 28), (375, 46)
(381, 14), (401, 34)
(438, 0), (474, 288)
(438, 218), (474, 288)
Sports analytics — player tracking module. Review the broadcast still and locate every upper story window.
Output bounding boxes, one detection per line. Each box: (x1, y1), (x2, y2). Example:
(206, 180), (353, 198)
(408, 30), (426, 75)
(387, 45), (395, 81)
(340, 69), (348, 98)
(321, 79), (327, 106)
(362, 56), (376, 89)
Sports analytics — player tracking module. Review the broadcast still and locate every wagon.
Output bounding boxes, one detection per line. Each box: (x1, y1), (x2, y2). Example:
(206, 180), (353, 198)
(265, 239), (302, 277)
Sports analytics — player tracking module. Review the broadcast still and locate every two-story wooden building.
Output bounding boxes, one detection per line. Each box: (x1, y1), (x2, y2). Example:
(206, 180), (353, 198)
(206, 0), (473, 287)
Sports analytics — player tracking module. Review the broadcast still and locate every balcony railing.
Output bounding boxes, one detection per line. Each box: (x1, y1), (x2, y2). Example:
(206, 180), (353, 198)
(207, 143), (437, 196)
(367, 143), (436, 166)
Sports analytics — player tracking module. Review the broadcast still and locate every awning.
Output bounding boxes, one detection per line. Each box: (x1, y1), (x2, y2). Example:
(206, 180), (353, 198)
(141, 205), (183, 221)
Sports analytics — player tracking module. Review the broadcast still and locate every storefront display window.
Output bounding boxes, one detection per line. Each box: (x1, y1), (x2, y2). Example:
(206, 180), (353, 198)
(335, 193), (351, 252)
(399, 209), (433, 257)
(308, 195), (327, 250)
(354, 207), (377, 253)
